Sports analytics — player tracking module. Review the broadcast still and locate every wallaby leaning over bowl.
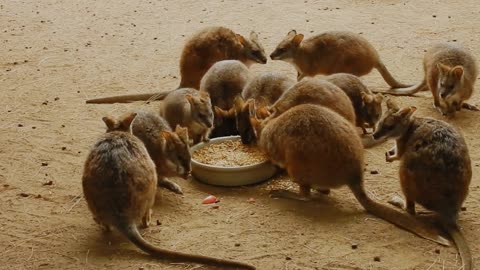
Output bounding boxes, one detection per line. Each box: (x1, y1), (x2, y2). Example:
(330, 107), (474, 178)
(132, 110), (191, 194)
(82, 112), (255, 269)
(270, 30), (409, 88)
(248, 103), (449, 247)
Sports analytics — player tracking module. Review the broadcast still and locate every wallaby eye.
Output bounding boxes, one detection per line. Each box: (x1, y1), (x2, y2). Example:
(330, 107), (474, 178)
(277, 48), (286, 53)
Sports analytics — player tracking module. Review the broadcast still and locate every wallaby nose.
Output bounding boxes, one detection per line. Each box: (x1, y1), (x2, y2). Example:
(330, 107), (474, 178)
(269, 52), (276, 60)
(261, 57), (267, 64)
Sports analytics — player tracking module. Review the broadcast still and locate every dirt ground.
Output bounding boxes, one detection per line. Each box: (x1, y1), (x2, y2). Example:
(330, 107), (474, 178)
(2, 0), (480, 269)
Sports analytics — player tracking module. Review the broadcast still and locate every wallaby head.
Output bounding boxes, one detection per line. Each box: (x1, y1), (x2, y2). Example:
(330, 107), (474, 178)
(361, 92), (384, 129)
(160, 125), (191, 179)
(437, 63), (464, 99)
(440, 94), (463, 117)
(102, 112), (137, 133)
(270, 30), (304, 61)
(214, 106), (235, 127)
(372, 99), (416, 140)
(237, 31), (267, 65)
(186, 92), (214, 129)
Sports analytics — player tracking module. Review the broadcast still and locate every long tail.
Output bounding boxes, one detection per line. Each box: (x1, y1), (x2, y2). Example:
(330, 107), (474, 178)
(376, 80), (427, 96)
(446, 224), (472, 270)
(86, 90), (175, 104)
(117, 223), (256, 269)
(361, 134), (387, 149)
(375, 61), (411, 88)
(349, 182), (450, 246)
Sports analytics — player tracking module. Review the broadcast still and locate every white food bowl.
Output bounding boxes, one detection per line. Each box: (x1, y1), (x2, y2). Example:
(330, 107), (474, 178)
(190, 136), (277, 186)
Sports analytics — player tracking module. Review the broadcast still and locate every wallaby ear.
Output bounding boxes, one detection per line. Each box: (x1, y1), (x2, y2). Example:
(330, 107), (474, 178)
(397, 106), (417, 119)
(436, 63), (449, 74)
(452, 66), (464, 79)
(386, 98), (400, 112)
(292, 34), (304, 46)
(256, 96), (268, 108)
(256, 107), (271, 119)
(250, 31), (258, 41)
(287, 30), (297, 38)
(248, 99), (257, 118)
(121, 112), (137, 130)
(102, 116), (116, 131)
(236, 34), (247, 46)
(214, 106), (226, 118)
(185, 94), (195, 105)
(362, 92), (374, 103)
(175, 125), (189, 143)
(160, 130), (172, 141)
(374, 93), (384, 103)
(234, 95), (245, 112)
(199, 91), (210, 98)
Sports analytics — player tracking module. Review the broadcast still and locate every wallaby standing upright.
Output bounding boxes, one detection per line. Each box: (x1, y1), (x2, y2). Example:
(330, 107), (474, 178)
(159, 88), (214, 145)
(373, 99), (472, 270)
(270, 30), (409, 88)
(82, 112), (255, 269)
(179, 26), (267, 89)
(325, 73), (383, 134)
(132, 110), (191, 194)
(380, 43), (478, 116)
(248, 104), (448, 246)
(199, 60), (252, 137)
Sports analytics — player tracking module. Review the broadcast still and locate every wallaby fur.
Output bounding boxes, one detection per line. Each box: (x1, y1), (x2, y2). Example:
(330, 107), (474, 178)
(82, 112), (255, 269)
(132, 110), (191, 194)
(159, 88), (214, 145)
(200, 60), (252, 137)
(380, 43), (478, 116)
(269, 77), (356, 124)
(179, 26), (266, 89)
(373, 100), (472, 270)
(325, 73), (383, 134)
(270, 30), (409, 88)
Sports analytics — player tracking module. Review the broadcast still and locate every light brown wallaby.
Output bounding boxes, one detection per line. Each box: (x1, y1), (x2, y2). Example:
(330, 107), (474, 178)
(325, 73), (383, 134)
(179, 26), (267, 89)
(160, 88), (214, 145)
(200, 60), (252, 137)
(82, 112), (255, 269)
(233, 72), (295, 144)
(248, 104), (449, 246)
(270, 30), (409, 88)
(373, 100), (472, 270)
(132, 110), (191, 194)
(269, 77), (356, 124)
(380, 43), (478, 116)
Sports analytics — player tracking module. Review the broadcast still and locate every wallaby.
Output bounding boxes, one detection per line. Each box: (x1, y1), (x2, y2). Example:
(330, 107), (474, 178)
(380, 43), (478, 116)
(132, 110), (191, 194)
(248, 103), (449, 246)
(82, 112), (255, 269)
(372, 99), (472, 270)
(160, 88), (214, 145)
(270, 30), (409, 88)
(179, 26), (267, 89)
(325, 73), (383, 134)
(268, 77), (356, 124)
(199, 60), (252, 137)
(231, 72), (295, 144)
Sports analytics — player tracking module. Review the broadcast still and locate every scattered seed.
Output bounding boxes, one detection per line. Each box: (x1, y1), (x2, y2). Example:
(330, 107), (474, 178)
(41, 162), (48, 166)
(461, 206), (467, 211)
(19, 193), (29, 197)
(374, 256), (381, 262)
(370, 170), (379, 175)
(156, 220), (162, 225)
(18, 124), (23, 127)
(285, 256), (292, 261)
(351, 244), (358, 249)
(435, 248), (440, 254)
(234, 243), (240, 247)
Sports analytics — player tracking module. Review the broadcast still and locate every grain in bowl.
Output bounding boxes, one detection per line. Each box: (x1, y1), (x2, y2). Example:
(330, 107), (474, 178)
(192, 139), (267, 167)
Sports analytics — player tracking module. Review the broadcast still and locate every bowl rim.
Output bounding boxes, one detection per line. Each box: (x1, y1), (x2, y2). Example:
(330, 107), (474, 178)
(190, 136), (270, 172)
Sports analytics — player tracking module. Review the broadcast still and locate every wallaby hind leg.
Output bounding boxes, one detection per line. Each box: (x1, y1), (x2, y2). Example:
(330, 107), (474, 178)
(141, 209), (152, 228)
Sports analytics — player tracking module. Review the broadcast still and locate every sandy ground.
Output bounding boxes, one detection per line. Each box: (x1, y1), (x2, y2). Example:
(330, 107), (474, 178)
(1, 0), (480, 269)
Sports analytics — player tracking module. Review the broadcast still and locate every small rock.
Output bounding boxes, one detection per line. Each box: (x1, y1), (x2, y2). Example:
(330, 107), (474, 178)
(374, 256), (381, 262)
(61, 124), (65, 128)
(156, 220), (162, 225)
(36, 194), (42, 198)
(41, 162), (48, 166)
(3, 184), (10, 187)
(370, 170), (379, 175)
(43, 180), (53, 186)
(61, 147), (66, 150)
(461, 206), (467, 211)
(211, 205), (220, 209)
(351, 244), (358, 249)
(54, 97), (59, 101)
(234, 243), (240, 247)
(32, 126), (36, 129)
(18, 124), (23, 127)
(42, 101), (48, 105)
(19, 193), (29, 197)
(432, 14), (437, 18)
(285, 256), (292, 261)
(435, 248), (440, 254)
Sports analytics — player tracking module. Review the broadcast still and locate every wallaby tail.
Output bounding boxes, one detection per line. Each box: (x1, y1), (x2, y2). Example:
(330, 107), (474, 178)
(117, 223), (256, 270)
(375, 61), (411, 88)
(86, 90), (175, 104)
(376, 80), (427, 96)
(361, 134), (387, 149)
(445, 223), (472, 270)
(349, 182), (450, 246)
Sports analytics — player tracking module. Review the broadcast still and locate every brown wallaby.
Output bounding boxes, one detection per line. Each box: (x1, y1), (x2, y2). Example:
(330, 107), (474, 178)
(179, 26), (267, 89)
(199, 60), (252, 137)
(82, 112), (255, 269)
(270, 30), (409, 88)
(372, 99), (472, 270)
(160, 88), (214, 145)
(232, 72), (295, 144)
(248, 104), (449, 246)
(132, 110), (191, 194)
(268, 77), (356, 124)
(325, 73), (383, 134)
(380, 43), (478, 116)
